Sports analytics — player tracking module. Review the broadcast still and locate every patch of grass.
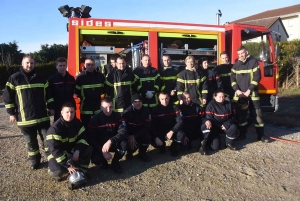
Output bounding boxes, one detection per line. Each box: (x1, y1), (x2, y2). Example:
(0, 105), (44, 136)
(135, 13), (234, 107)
(278, 88), (300, 97)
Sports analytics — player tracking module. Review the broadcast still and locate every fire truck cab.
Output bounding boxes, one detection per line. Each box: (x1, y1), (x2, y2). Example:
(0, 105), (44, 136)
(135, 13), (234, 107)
(67, 18), (279, 112)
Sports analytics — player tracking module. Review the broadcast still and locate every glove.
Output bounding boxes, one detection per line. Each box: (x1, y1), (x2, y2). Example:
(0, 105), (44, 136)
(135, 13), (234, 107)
(146, 91), (154, 99)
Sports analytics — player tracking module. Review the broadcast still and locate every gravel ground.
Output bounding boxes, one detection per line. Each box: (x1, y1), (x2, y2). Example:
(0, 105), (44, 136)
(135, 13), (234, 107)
(0, 101), (300, 201)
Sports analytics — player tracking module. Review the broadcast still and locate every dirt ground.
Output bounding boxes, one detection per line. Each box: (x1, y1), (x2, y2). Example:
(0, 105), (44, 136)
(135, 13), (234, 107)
(0, 95), (300, 200)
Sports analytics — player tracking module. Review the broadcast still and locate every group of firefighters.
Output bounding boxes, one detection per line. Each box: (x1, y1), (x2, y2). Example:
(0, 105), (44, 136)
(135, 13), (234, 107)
(3, 45), (270, 184)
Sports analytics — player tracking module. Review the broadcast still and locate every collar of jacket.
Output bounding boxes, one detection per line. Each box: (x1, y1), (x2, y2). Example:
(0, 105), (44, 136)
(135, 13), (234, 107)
(238, 55), (251, 63)
(20, 67), (36, 79)
(185, 67), (196, 72)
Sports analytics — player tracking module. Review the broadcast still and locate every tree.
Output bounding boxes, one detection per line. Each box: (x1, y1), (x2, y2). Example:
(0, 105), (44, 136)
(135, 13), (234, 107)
(278, 40), (300, 88)
(0, 41), (24, 69)
(32, 43), (68, 63)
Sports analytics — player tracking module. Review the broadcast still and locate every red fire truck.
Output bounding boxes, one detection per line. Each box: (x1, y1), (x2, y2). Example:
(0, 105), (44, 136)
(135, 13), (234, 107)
(67, 18), (279, 113)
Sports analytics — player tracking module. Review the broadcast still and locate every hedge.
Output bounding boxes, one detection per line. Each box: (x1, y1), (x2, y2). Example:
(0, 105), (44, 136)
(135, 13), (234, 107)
(0, 61), (57, 89)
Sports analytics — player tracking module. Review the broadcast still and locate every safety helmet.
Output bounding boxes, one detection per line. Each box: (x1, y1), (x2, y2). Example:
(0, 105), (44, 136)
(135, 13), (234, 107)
(68, 171), (87, 186)
(237, 97), (249, 110)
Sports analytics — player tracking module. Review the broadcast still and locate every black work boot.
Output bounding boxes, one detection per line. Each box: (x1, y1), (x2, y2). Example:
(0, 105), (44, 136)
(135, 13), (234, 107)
(159, 145), (166, 154)
(126, 151), (134, 160)
(237, 126), (247, 141)
(226, 138), (237, 151)
(256, 127), (270, 143)
(199, 139), (208, 155)
(138, 145), (151, 162)
(170, 141), (180, 157)
(111, 151), (124, 173)
(98, 160), (108, 170)
(30, 154), (41, 170)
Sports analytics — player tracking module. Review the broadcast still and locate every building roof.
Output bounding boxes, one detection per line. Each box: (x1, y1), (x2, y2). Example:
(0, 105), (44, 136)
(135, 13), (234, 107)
(235, 17), (289, 38)
(232, 4), (300, 23)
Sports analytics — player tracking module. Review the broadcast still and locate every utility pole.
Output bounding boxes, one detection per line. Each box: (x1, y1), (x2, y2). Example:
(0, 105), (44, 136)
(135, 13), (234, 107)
(216, 9), (222, 25)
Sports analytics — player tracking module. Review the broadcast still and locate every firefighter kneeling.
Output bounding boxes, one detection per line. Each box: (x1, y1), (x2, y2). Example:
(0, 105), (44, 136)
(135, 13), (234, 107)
(122, 94), (152, 162)
(151, 92), (184, 157)
(46, 102), (92, 186)
(200, 90), (239, 154)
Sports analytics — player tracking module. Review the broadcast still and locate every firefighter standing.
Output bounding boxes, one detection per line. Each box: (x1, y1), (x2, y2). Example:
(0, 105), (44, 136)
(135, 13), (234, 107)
(105, 57), (136, 113)
(88, 98), (128, 173)
(75, 58), (105, 128)
(177, 56), (208, 106)
(214, 51), (234, 101)
(46, 57), (76, 121)
(133, 55), (161, 110)
(151, 92), (184, 156)
(200, 90), (238, 155)
(160, 55), (179, 104)
(46, 102), (92, 182)
(102, 54), (119, 77)
(180, 92), (206, 150)
(231, 46), (270, 143)
(3, 55), (50, 170)
(198, 57), (222, 104)
(122, 94), (152, 162)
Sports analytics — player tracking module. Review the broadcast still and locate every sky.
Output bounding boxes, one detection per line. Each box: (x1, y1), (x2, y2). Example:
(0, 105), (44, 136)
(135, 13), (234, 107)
(1, 0), (299, 53)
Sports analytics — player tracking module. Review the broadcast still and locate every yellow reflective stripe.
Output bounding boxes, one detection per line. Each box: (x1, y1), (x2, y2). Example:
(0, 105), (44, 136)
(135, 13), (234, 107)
(200, 76), (206, 82)
(56, 154), (66, 163)
(17, 117), (50, 126)
(15, 84), (44, 90)
(16, 87), (25, 121)
(149, 103), (158, 107)
(186, 80), (200, 84)
(45, 82), (49, 88)
(81, 111), (94, 114)
(46, 134), (64, 141)
(173, 100), (179, 104)
(154, 85), (159, 90)
(231, 82), (237, 87)
(140, 77), (156, 81)
(161, 76), (177, 80)
(47, 154), (54, 161)
(251, 96), (260, 101)
(28, 149), (40, 156)
(177, 91), (183, 95)
(105, 80), (114, 87)
(78, 126), (85, 135)
(137, 86), (142, 91)
(251, 81), (258, 85)
(220, 73), (231, 77)
(95, 110), (101, 114)
(113, 108), (124, 112)
(77, 139), (89, 145)
(231, 66), (259, 74)
(239, 122), (248, 126)
(5, 104), (15, 108)
(202, 90), (208, 93)
(47, 98), (54, 103)
(161, 85), (166, 91)
(255, 123), (264, 127)
(6, 82), (15, 90)
(81, 84), (104, 89)
(114, 81), (132, 86)
(76, 85), (81, 90)
(177, 78), (185, 83)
